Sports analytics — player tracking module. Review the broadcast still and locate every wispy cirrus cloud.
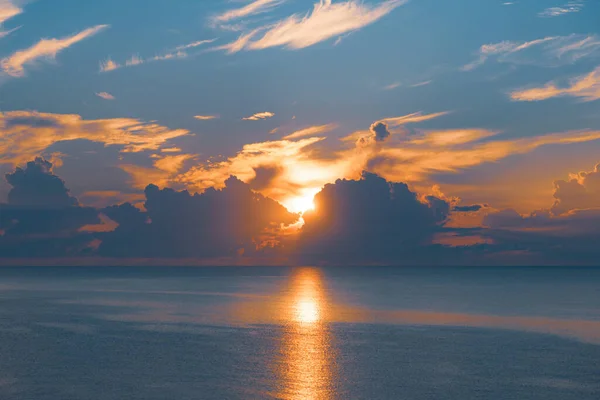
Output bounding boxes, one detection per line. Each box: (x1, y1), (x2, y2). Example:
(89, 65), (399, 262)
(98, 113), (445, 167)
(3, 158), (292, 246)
(462, 34), (600, 71)
(383, 82), (401, 90)
(194, 115), (219, 120)
(282, 124), (338, 139)
(510, 66), (600, 102)
(539, 1), (584, 18)
(0, 1), (21, 38)
(125, 54), (143, 67)
(174, 38), (217, 51)
(99, 38), (214, 73)
(211, 0), (285, 25)
(243, 111), (275, 121)
(0, 111), (189, 165)
(216, 0), (406, 53)
(96, 92), (115, 100)
(2, 24), (109, 77)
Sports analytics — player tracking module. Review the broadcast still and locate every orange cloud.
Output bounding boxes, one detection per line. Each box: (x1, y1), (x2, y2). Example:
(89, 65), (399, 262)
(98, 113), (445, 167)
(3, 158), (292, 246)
(99, 57), (120, 72)
(243, 111), (275, 121)
(0, 111), (190, 165)
(0, 1), (21, 38)
(282, 124), (337, 139)
(510, 66), (600, 102)
(2, 24), (109, 76)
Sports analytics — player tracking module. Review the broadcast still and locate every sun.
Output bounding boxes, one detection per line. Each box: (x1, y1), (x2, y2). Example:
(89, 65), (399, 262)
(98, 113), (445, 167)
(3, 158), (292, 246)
(283, 188), (319, 214)
(287, 194), (315, 214)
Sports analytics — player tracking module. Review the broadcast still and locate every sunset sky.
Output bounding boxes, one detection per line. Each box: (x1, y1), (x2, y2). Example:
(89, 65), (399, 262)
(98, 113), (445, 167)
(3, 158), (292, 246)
(1, 0), (600, 265)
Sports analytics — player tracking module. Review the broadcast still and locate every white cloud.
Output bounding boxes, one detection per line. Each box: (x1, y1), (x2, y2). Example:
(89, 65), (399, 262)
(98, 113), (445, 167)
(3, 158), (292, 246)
(510, 66), (600, 102)
(175, 38), (217, 51)
(217, 0), (406, 53)
(212, 0), (286, 24)
(243, 111), (275, 120)
(383, 82), (401, 90)
(539, 1), (584, 17)
(125, 54), (143, 66)
(99, 57), (120, 72)
(152, 50), (187, 61)
(462, 34), (600, 71)
(96, 92), (115, 100)
(100, 39), (215, 72)
(1, 24), (109, 77)
(411, 80), (432, 87)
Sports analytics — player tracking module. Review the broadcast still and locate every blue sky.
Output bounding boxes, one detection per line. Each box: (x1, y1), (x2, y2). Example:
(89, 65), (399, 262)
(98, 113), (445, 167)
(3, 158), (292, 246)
(1, 0), (600, 264)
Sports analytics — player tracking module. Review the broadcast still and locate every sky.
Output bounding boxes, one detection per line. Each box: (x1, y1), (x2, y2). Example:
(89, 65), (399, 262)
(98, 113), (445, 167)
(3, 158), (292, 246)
(1, 0), (600, 265)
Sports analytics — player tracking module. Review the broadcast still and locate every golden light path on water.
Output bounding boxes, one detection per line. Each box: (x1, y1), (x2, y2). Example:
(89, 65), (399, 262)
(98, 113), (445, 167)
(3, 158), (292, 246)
(277, 268), (334, 400)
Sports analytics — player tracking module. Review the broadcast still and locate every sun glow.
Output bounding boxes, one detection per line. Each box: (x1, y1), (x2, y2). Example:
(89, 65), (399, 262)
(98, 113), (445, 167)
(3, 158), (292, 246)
(295, 299), (319, 324)
(283, 188), (319, 214)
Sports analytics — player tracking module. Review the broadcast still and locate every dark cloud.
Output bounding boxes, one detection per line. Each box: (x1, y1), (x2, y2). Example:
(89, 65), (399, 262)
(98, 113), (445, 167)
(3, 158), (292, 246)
(248, 165), (283, 190)
(453, 204), (485, 212)
(295, 172), (449, 263)
(370, 121), (391, 142)
(2, 116), (60, 129)
(98, 176), (298, 258)
(5, 158), (78, 207)
(0, 158), (99, 257)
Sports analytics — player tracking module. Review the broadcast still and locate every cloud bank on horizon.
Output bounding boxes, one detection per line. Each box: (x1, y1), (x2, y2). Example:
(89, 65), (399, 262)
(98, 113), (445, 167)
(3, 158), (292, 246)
(1, 0), (600, 265)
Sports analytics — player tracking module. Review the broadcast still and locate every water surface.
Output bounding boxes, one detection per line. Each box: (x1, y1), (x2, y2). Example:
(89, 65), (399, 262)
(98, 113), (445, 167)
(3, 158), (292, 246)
(0, 266), (598, 399)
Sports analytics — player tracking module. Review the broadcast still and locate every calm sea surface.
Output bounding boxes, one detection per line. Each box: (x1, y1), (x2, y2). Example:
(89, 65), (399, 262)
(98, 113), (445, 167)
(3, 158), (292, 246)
(0, 266), (598, 399)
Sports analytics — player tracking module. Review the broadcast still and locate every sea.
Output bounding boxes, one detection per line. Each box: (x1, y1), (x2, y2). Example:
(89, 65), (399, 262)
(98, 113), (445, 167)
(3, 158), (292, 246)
(0, 266), (598, 399)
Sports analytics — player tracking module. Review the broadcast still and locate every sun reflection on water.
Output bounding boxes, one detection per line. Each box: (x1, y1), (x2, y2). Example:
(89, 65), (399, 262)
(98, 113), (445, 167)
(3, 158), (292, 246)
(276, 268), (334, 400)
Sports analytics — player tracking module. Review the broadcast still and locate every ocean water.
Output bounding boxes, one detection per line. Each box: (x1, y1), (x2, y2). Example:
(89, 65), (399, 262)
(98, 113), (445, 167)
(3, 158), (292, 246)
(0, 266), (598, 399)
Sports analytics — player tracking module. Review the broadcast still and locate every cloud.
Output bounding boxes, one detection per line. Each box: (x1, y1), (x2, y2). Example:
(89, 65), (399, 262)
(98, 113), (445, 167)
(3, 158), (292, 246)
(174, 38), (217, 51)
(174, 136), (347, 209)
(98, 177), (298, 258)
(539, 1), (584, 17)
(217, 0), (406, 53)
(194, 115), (219, 120)
(243, 111), (275, 120)
(101, 39), (215, 72)
(462, 34), (600, 71)
(370, 121), (390, 142)
(0, 158), (99, 253)
(173, 111), (600, 213)
(125, 54), (143, 67)
(380, 111), (450, 127)
(510, 65), (600, 102)
(0, 1), (21, 38)
(282, 123), (337, 139)
(295, 172), (449, 263)
(0, 111), (190, 165)
(383, 82), (401, 90)
(551, 162), (600, 215)
(367, 129), (600, 183)
(99, 57), (120, 72)
(96, 92), (115, 100)
(410, 80), (432, 87)
(1, 24), (109, 77)
(161, 147), (182, 153)
(5, 158), (78, 208)
(151, 50), (186, 61)
(212, 0), (286, 24)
